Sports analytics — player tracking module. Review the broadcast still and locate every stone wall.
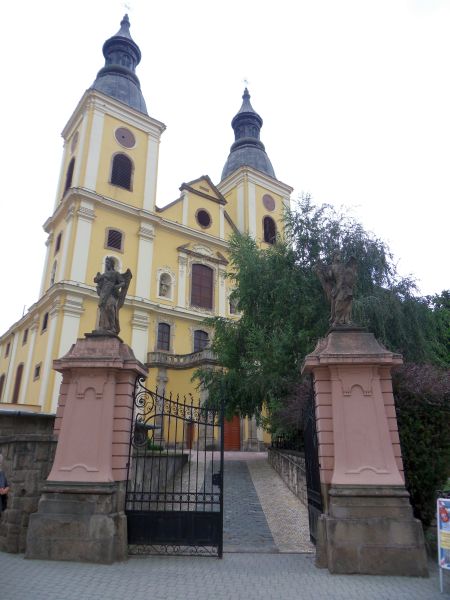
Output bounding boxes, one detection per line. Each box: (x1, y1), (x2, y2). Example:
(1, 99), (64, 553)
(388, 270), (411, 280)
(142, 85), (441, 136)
(268, 448), (307, 506)
(0, 411), (56, 553)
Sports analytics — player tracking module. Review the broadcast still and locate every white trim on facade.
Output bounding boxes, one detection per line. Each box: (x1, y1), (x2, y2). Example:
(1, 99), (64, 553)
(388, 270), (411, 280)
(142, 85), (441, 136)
(177, 256), (188, 308)
(18, 318), (39, 405)
(69, 201), (95, 282)
(143, 137), (159, 211)
(131, 309), (150, 363)
(39, 233), (53, 297)
(248, 181), (256, 238)
(83, 109), (105, 190)
(37, 301), (60, 409)
(135, 225), (155, 298)
(2, 333), (19, 403)
(72, 113), (88, 188)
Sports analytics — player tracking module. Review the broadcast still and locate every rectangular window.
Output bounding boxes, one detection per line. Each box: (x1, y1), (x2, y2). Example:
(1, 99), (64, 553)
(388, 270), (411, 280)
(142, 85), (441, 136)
(42, 313), (49, 332)
(5, 342), (10, 357)
(191, 264), (213, 309)
(157, 323), (170, 351)
(23, 329), (29, 345)
(34, 364), (41, 380)
(106, 228), (123, 251)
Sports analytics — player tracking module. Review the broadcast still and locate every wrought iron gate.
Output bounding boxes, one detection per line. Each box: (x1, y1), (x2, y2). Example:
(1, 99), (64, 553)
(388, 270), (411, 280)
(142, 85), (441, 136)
(303, 375), (323, 544)
(125, 377), (224, 556)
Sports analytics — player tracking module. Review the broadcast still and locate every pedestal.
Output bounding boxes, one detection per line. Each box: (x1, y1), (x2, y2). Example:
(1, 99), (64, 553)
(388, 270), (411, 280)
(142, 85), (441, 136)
(25, 335), (148, 563)
(302, 327), (428, 576)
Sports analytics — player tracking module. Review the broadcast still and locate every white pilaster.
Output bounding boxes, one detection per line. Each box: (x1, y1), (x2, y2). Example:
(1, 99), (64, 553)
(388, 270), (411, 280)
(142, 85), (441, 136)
(19, 318), (39, 405)
(182, 191), (189, 226)
(143, 137), (159, 212)
(248, 182), (256, 238)
(237, 183), (245, 232)
(37, 301), (60, 411)
(58, 205), (75, 282)
(219, 206), (225, 239)
(84, 109), (105, 191)
(2, 333), (19, 403)
(53, 147), (67, 211)
(135, 225), (155, 298)
(218, 267), (226, 316)
(69, 201), (95, 283)
(39, 233), (54, 297)
(49, 294), (84, 412)
(72, 113), (88, 188)
(177, 256), (188, 308)
(131, 310), (150, 363)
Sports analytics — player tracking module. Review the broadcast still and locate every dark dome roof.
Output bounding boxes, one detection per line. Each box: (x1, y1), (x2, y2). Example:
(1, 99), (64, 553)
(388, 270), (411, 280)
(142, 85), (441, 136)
(90, 15), (148, 115)
(221, 88), (275, 180)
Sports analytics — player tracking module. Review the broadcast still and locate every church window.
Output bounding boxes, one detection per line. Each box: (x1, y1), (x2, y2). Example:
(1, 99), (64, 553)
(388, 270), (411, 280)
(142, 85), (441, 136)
(23, 329), (28, 345)
(34, 363), (41, 380)
(191, 264), (213, 309)
(42, 312), (49, 332)
(196, 209), (212, 228)
(55, 232), (62, 254)
(263, 216), (276, 244)
(157, 323), (171, 351)
(106, 228), (124, 251)
(5, 342), (10, 357)
(63, 158), (75, 196)
(194, 330), (209, 352)
(12, 363), (24, 404)
(111, 154), (133, 190)
(0, 374), (5, 400)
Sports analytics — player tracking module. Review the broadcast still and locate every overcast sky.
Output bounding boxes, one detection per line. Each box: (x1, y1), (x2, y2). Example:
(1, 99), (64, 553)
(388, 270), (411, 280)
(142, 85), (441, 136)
(0, 0), (449, 335)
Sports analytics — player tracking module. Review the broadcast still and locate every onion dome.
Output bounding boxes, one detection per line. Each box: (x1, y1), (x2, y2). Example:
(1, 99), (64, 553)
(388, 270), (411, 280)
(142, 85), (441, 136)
(91, 15), (148, 114)
(221, 88), (276, 180)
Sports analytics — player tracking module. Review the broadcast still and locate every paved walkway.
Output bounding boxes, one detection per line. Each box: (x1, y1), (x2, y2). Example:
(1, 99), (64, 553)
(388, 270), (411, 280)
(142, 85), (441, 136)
(1, 451), (448, 599)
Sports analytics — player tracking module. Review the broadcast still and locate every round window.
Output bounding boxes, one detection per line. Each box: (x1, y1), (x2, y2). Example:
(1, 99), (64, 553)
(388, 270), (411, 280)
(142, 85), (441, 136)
(115, 127), (136, 148)
(196, 209), (211, 228)
(263, 194), (275, 211)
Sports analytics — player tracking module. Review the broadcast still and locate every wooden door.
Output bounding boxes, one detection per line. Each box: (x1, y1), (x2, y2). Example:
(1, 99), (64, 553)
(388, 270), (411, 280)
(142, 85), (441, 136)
(224, 415), (240, 451)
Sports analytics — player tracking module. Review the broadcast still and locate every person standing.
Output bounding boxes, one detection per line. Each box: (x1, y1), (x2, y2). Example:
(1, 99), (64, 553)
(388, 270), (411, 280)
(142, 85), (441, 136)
(0, 453), (9, 515)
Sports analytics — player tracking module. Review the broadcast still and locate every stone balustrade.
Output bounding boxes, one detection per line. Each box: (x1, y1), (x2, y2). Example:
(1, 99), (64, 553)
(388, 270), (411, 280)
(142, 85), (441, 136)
(268, 448), (307, 506)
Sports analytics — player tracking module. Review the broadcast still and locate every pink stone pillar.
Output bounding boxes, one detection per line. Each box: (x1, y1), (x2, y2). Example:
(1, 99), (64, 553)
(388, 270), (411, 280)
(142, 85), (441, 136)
(302, 328), (428, 576)
(48, 335), (147, 483)
(25, 335), (148, 564)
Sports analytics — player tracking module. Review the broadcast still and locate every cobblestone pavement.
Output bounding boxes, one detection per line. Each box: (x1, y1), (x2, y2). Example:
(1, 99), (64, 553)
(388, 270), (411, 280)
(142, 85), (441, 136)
(1, 551), (447, 600)
(2, 451), (448, 599)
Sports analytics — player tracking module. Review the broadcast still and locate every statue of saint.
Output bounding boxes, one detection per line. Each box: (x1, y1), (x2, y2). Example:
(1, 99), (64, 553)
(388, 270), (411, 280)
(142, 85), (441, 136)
(315, 250), (357, 326)
(94, 257), (132, 335)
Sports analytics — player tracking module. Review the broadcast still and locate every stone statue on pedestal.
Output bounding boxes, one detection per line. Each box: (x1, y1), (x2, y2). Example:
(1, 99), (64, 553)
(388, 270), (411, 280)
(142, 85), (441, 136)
(315, 249), (357, 326)
(94, 257), (132, 335)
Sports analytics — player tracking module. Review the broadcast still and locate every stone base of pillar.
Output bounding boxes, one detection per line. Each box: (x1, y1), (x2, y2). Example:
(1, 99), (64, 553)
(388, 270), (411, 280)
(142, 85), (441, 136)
(318, 485), (428, 576)
(25, 481), (127, 564)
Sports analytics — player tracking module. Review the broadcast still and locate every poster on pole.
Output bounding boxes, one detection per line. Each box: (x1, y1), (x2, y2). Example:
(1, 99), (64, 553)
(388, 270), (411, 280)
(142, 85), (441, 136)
(438, 498), (450, 593)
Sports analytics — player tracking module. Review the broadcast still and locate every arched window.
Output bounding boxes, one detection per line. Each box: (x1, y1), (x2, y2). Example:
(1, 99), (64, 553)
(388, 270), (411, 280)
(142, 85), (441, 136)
(157, 323), (171, 351)
(63, 158), (75, 195)
(191, 264), (213, 309)
(263, 216), (276, 244)
(12, 364), (24, 404)
(105, 228), (124, 251)
(194, 330), (209, 352)
(55, 232), (63, 254)
(0, 374), (5, 401)
(111, 154), (133, 190)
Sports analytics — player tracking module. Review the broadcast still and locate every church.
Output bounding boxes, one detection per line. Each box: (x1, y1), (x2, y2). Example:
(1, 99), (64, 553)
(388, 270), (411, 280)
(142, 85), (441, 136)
(0, 15), (292, 450)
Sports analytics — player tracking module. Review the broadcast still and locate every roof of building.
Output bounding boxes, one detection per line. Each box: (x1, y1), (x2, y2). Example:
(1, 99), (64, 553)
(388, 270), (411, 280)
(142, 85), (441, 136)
(221, 88), (276, 181)
(90, 15), (148, 115)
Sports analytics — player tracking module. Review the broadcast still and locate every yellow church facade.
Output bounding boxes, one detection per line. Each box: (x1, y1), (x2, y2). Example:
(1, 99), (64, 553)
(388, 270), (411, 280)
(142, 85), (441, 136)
(0, 16), (292, 450)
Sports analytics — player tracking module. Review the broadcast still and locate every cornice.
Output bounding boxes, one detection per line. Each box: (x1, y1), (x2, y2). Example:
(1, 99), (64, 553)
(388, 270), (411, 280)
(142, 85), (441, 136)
(218, 165), (293, 197)
(179, 183), (227, 206)
(61, 90), (166, 141)
(44, 187), (230, 249)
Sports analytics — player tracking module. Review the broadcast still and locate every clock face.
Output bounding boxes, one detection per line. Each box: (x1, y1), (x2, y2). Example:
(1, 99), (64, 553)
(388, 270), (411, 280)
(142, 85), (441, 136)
(70, 131), (79, 153)
(115, 127), (136, 148)
(263, 194), (275, 211)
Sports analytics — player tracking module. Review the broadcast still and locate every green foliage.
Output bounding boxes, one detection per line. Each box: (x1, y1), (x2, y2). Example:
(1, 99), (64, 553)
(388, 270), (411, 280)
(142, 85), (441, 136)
(195, 195), (448, 431)
(393, 364), (450, 526)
